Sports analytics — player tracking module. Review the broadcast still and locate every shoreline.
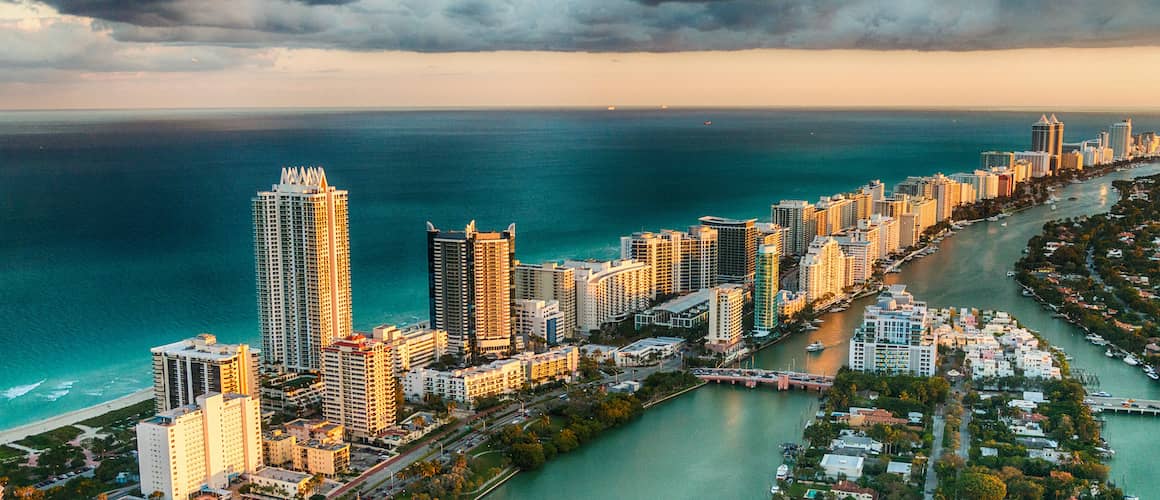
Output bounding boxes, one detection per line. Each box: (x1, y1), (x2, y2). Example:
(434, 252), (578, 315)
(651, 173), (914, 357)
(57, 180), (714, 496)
(0, 389), (152, 446)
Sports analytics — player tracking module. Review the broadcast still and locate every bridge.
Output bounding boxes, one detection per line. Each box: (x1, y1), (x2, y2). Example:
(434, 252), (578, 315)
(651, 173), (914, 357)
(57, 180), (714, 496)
(691, 368), (834, 392)
(1086, 396), (1160, 416)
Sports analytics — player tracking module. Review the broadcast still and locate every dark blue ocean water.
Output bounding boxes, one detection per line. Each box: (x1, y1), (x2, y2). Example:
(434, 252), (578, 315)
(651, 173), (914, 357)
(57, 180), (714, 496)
(1, 108), (1154, 429)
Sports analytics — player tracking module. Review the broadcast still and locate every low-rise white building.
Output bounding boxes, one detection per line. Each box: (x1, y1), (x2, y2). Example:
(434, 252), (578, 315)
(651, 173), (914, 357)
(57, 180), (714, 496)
(613, 337), (685, 367)
(820, 454), (864, 480)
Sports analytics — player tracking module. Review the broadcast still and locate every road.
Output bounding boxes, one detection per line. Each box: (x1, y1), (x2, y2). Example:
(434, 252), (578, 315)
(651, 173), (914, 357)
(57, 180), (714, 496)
(924, 412), (945, 500)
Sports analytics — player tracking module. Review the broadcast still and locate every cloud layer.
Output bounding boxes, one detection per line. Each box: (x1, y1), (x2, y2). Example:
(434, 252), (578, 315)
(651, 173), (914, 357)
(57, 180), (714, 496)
(24, 0), (1160, 53)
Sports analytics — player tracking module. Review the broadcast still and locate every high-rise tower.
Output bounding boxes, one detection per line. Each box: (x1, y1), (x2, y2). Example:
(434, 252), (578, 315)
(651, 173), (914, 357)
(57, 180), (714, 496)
(253, 167), (351, 372)
(427, 220), (516, 361)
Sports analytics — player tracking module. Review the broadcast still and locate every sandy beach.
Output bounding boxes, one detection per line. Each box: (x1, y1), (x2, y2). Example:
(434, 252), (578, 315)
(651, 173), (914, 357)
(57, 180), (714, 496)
(0, 389), (152, 447)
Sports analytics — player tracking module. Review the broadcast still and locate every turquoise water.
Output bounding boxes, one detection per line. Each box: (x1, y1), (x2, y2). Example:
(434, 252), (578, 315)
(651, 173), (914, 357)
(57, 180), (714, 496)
(492, 164), (1160, 499)
(1, 108), (1157, 431)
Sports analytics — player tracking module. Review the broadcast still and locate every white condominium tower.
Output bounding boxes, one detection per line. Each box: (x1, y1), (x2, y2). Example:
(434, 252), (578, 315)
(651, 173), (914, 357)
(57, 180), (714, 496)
(321, 335), (397, 440)
(427, 220), (517, 361)
(151, 334), (259, 413)
(136, 393), (263, 500)
(707, 284), (745, 355)
(848, 285), (937, 376)
(798, 236), (852, 304)
(753, 244), (779, 334)
(253, 167), (351, 372)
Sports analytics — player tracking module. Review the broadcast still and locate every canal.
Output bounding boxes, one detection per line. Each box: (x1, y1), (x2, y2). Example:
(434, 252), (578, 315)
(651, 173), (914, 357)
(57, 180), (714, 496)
(490, 163), (1160, 499)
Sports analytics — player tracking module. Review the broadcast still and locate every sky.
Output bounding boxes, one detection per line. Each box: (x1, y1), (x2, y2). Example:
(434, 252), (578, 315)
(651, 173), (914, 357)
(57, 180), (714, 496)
(3, 0), (1160, 110)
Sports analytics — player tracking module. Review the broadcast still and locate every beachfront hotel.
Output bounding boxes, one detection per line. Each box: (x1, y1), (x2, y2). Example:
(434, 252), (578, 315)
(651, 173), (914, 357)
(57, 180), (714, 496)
(253, 167), (352, 372)
(564, 259), (653, 333)
(753, 244), (780, 334)
(320, 334), (397, 440)
(136, 393), (263, 500)
(514, 261), (578, 341)
(620, 226), (718, 297)
(848, 285), (937, 377)
(427, 220), (517, 361)
(699, 216), (757, 284)
(403, 347), (578, 404)
(150, 333), (259, 413)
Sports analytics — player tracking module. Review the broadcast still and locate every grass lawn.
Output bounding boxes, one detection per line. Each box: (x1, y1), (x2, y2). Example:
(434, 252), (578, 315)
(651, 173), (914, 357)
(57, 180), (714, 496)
(469, 449), (509, 485)
(0, 445), (26, 461)
(16, 426), (83, 449)
(78, 400), (154, 429)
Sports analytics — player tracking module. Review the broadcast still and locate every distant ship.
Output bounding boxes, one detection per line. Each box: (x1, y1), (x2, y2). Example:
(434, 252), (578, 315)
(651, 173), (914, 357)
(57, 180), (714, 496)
(806, 341), (825, 352)
(607, 105), (616, 111)
(704, 120), (712, 126)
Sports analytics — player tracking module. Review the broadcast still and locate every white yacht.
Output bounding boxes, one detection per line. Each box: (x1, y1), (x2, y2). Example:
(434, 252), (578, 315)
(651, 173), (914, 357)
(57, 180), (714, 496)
(1124, 355), (1140, 366)
(806, 341), (826, 352)
(1006, 271), (1016, 277)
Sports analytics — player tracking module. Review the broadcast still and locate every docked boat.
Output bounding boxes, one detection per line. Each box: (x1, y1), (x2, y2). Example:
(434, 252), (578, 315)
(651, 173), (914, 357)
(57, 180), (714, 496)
(806, 341), (826, 352)
(770, 483), (781, 495)
(1105, 349), (1116, 358)
(1148, 372), (1159, 381)
(1006, 271), (1016, 277)
(987, 216), (1000, 222)
(1022, 289), (1035, 297)
(1124, 355), (1140, 366)
(776, 464), (789, 481)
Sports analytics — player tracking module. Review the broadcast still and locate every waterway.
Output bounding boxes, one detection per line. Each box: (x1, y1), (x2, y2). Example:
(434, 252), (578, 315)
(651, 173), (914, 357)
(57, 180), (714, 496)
(491, 163), (1160, 499)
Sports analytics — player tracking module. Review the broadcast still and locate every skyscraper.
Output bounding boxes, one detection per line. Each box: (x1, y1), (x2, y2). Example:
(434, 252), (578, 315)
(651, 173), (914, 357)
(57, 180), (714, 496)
(321, 334), (397, 440)
(753, 244), (780, 334)
(771, 200), (816, 256)
(254, 167), (351, 372)
(1031, 114), (1055, 155)
(427, 220), (516, 361)
(979, 151), (1015, 170)
(699, 216), (756, 284)
(151, 334), (259, 413)
(1110, 119), (1133, 161)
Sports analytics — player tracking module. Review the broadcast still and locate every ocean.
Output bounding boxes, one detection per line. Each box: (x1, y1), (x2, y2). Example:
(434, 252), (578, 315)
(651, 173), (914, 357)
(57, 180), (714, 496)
(0, 108), (1154, 430)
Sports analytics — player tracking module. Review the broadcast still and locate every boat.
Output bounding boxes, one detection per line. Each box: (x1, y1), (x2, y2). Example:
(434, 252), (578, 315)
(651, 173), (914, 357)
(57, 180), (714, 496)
(770, 483), (781, 495)
(1006, 271), (1016, 277)
(1068, 196), (1079, 200)
(1001, 221), (1008, 226)
(1093, 391), (1112, 397)
(1124, 355), (1140, 366)
(703, 120), (712, 126)
(1148, 372), (1159, 381)
(606, 105), (616, 110)
(1022, 289), (1035, 297)
(1051, 204), (1057, 211)
(1065, 355), (1075, 361)
(806, 341), (826, 352)
(987, 216), (1000, 222)
(1105, 349), (1116, 358)
(776, 464), (789, 480)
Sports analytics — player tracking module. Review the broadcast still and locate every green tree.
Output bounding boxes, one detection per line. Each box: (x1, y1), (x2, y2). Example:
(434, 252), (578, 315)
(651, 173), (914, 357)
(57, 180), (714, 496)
(958, 472), (1006, 500)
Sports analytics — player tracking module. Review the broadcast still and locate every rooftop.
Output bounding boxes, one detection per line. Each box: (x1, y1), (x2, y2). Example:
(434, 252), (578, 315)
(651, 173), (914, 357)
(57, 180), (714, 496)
(253, 466), (312, 483)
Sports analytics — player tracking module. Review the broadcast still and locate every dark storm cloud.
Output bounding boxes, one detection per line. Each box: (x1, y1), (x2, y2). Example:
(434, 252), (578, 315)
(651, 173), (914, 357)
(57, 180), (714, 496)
(17, 0), (1160, 52)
